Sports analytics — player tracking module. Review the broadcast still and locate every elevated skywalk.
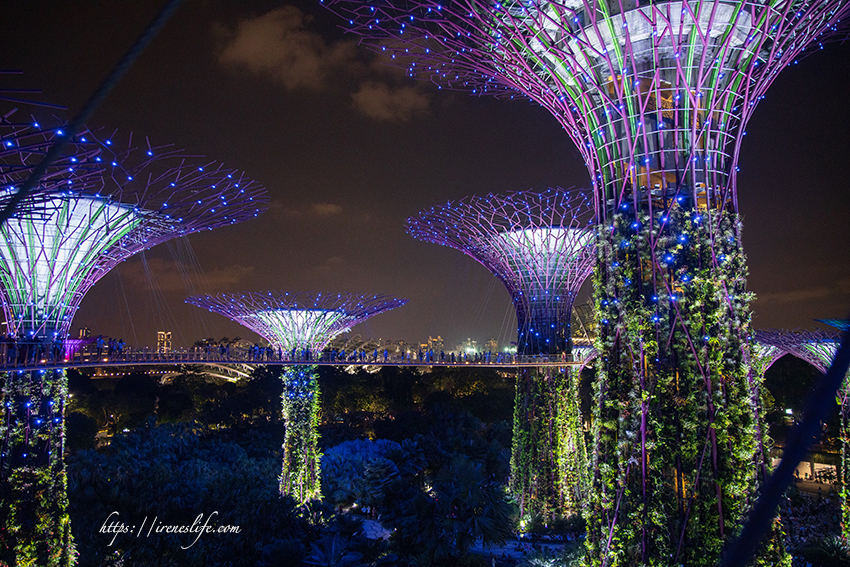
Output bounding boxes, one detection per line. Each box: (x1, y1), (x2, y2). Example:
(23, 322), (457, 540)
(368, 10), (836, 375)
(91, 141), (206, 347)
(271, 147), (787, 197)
(0, 346), (582, 373)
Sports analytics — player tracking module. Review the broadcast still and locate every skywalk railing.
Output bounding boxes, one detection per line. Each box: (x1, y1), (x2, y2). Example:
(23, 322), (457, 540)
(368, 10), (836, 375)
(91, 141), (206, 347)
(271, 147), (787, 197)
(0, 344), (584, 372)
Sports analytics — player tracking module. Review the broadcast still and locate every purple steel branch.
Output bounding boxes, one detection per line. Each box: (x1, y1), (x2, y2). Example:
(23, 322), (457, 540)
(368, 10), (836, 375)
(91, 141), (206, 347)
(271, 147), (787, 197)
(1, 118), (109, 213)
(758, 328), (841, 374)
(327, 0), (849, 221)
(0, 132), (268, 338)
(408, 188), (594, 355)
(186, 291), (408, 353)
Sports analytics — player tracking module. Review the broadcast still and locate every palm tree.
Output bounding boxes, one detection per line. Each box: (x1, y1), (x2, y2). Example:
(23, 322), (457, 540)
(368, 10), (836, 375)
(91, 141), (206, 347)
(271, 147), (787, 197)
(395, 455), (517, 564)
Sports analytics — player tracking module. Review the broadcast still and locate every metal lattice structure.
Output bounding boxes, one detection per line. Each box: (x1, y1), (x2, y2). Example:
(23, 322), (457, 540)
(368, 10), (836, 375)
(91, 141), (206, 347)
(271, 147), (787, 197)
(762, 329), (840, 374)
(0, 114), (109, 219)
(0, 109), (268, 562)
(408, 189), (594, 515)
(186, 291), (407, 503)
(325, 0), (849, 562)
(185, 291), (409, 354)
(0, 132), (268, 339)
(763, 328), (850, 538)
(328, 0), (848, 219)
(0, 74), (128, 219)
(752, 330), (794, 375)
(408, 188), (595, 356)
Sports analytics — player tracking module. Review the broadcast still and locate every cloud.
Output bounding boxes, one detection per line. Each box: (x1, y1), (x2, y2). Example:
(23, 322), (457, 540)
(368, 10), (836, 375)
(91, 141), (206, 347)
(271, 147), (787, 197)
(311, 203), (343, 216)
(119, 257), (254, 293)
(352, 80), (431, 122)
(218, 7), (358, 91)
(315, 256), (344, 273)
(272, 200), (345, 220)
(217, 8), (432, 120)
(755, 276), (850, 305)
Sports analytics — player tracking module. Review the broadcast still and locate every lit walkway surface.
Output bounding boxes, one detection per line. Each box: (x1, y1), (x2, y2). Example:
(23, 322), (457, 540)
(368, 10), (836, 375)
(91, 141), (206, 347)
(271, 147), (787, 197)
(0, 347), (582, 372)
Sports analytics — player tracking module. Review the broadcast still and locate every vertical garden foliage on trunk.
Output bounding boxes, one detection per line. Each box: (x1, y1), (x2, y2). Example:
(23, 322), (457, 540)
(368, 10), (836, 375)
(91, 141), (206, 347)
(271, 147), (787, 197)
(842, 389), (850, 540)
(0, 369), (75, 566)
(511, 366), (587, 520)
(280, 365), (321, 503)
(587, 207), (786, 566)
(556, 366), (589, 514)
(511, 367), (555, 520)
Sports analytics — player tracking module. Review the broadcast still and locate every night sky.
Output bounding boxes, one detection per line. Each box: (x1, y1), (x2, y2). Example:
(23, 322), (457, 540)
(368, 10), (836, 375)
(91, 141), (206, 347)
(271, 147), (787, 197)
(2, 1), (848, 349)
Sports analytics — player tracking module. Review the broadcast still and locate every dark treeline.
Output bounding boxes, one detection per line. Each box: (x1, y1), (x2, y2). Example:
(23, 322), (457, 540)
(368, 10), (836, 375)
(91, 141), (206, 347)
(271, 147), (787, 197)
(65, 365), (572, 566)
(62, 356), (840, 566)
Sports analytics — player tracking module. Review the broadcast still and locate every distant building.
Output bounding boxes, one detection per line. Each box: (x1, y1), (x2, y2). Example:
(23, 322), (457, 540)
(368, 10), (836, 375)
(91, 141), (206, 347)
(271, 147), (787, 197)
(484, 338), (498, 353)
(461, 338), (478, 354)
(381, 339), (407, 355)
(428, 335), (444, 351)
(157, 331), (172, 353)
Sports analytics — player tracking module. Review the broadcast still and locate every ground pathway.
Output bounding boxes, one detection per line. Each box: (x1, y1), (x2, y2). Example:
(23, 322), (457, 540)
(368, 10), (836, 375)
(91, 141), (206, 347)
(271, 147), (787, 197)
(360, 517), (575, 563)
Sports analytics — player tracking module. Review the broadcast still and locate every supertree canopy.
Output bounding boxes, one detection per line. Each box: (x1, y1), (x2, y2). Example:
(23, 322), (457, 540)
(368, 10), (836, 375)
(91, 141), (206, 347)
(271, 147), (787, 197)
(765, 329), (841, 375)
(327, 0), (848, 218)
(1, 74), (141, 218)
(326, 0), (848, 563)
(769, 329), (850, 534)
(0, 133), (267, 340)
(408, 188), (594, 356)
(185, 291), (408, 355)
(0, 131), (267, 566)
(409, 188), (593, 517)
(186, 290), (407, 503)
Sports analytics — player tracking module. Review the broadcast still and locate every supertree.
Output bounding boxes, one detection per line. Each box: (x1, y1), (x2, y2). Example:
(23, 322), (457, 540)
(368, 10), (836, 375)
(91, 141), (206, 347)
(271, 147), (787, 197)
(749, 330), (793, 482)
(767, 328), (849, 534)
(407, 188), (594, 516)
(185, 290), (407, 502)
(325, 0), (849, 561)
(0, 132), (267, 566)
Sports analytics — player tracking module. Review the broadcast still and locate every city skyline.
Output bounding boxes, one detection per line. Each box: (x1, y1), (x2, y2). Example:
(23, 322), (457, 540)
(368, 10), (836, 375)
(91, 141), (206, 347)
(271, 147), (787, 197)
(1, 2), (847, 349)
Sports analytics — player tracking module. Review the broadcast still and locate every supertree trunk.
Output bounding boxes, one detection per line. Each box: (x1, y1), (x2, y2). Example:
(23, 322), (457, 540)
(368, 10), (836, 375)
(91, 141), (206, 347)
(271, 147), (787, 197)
(744, 338), (790, 561)
(279, 366), (321, 503)
(842, 387), (850, 538)
(187, 292), (407, 505)
(510, 367), (558, 520)
(408, 189), (595, 517)
(511, 365), (588, 520)
(0, 369), (74, 566)
(555, 365), (589, 514)
(588, 207), (769, 567)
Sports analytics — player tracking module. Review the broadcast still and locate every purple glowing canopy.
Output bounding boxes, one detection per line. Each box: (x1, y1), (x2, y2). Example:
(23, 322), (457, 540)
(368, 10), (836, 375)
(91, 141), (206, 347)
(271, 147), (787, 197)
(407, 188), (594, 354)
(326, 0), (849, 219)
(0, 132), (268, 338)
(186, 291), (408, 353)
(759, 328), (842, 375)
(0, 110), (107, 212)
